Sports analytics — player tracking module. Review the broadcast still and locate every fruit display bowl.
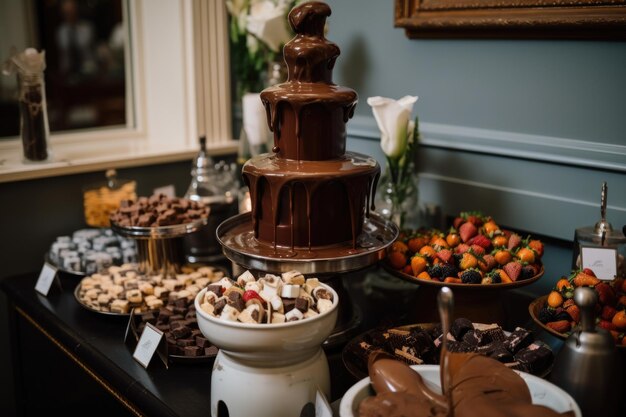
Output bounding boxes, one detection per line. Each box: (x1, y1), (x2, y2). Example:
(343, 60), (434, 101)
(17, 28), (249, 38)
(382, 261), (544, 324)
(338, 365), (581, 417)
(529, 295), (626, 349)
(194, 284), (339, 366)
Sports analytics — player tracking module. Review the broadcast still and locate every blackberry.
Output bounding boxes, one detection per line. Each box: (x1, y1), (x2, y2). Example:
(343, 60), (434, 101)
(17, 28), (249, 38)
(486, 270), (502, 284)
(440, 264), (458, 279)
(427, 264), (444, 279)
(521, 265), (536, 280)
(460, 269), (482, 284)
(554, 310), (572, 322)
(537, 307), (555, 324)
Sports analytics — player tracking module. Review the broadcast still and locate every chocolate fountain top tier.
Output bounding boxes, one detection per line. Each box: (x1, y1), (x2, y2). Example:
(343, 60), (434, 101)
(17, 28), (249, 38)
(260, 1), (357, 162)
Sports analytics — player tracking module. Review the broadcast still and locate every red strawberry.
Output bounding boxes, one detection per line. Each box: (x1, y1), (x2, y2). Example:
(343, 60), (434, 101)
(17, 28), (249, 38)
(459, 222), (478, 243)
(466, 215), (484, 227)
(478, 254), (497, 272)
(470, 244), (486, 256)
(595, 282), (616, 306)
(469, 234), (492, 251)
(243, 290), (263, 303)
(583, 268), (596, 277)
(455, 243), (470, 254)
(507, 233), (522, 250)
(601, 305), (618, 321)
(599, 320), (617, 331)
(453, 216), (464, 229)
(436, 249), (453, 264)
(503, 261), (522, 282)
(546, 320), (571, 333)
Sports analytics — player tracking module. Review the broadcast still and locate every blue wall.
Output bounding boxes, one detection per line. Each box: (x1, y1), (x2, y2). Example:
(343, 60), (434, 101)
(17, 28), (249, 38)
(326, 0), (626, 293)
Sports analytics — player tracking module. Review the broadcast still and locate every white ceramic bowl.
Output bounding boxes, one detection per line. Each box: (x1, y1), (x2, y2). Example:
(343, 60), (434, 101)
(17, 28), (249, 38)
(195, 284), (339, 366)
(339, 364), (581, 417)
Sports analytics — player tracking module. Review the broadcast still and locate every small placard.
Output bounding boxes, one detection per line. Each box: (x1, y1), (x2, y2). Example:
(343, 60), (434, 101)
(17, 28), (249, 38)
(133, 323), (164, 368)
(153, 185), (176, 198)
(34, 263), (59, 296)
(315, 389), (333, 417)
(581, 246), (618, 280)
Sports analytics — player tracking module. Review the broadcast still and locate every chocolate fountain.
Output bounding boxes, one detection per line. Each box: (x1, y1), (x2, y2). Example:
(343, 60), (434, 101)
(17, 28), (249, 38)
(203, 3), (398, 417)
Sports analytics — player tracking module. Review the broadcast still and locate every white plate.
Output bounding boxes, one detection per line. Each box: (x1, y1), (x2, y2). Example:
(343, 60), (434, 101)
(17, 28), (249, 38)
(339, 364), (581, 417)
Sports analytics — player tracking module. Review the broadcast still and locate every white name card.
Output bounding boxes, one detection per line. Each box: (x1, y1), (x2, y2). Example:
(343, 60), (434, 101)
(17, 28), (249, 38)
(133, 323), (164, 368)
(581, 247), (617, 280)
(315, 389), (333, 417)
(35, 263), (59, 296)
(153, 185), (176, 198)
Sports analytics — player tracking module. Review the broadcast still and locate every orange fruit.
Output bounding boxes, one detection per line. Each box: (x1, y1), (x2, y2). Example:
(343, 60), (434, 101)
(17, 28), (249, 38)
(483, 220), (499, 235)
(516, 247), (535, 264)
(547, 291), (564, 308)
(612, 310), (626, 330)
(388, 251), (407, 270)
(411, 255), (428, 276)
(402, 265), (413, 275)
(431, 237), (449, 249)
(446, 233), (460, 248)
(494, 249), (512, 266)
(417, 271), (431, 280)
(556, 278), (572, 292)
(407, 236), (426, 253)
(459, 252), (478, 270)
(418, 245), (437, 260)
(492, 235), (508, 247)
(391, 241), (409, 254)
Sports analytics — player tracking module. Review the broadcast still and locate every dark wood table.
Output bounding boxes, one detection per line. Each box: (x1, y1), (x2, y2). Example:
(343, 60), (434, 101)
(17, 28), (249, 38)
(1, 267), (567, 417)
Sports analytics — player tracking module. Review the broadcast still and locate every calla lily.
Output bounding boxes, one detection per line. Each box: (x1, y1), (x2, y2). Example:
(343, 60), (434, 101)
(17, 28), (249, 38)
(246, 1), (292, 52)
(367, 95), (418, 160)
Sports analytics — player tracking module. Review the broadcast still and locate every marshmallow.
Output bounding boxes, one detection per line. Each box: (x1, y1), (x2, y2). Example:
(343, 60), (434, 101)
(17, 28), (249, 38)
(110, 299), (129, 314)
(316, 299), (333, 314)
(219, 305), (239, 321)
(245, 281), (263, 293)
(281, 284), (300, 299)
(203, 291), (218, 305)
(304, 278), (320, 294)
(312, 286), (333, 302)
(271, 312), (286, 323)
(285, 308), (304, 321)
(270, 295), (284, 313)
(201, 302), (215, 316)
(281, 270), (305, 285)
(237, 270), (255, 286)
(217, 277), (235, 290)
(303, 309), (319, 319)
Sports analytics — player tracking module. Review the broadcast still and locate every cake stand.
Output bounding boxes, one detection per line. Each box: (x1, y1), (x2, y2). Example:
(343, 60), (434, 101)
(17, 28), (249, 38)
(111, 218), (208, 278)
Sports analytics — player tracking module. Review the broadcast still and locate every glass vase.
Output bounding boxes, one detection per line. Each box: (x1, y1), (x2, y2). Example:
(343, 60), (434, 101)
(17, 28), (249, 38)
(374, 165), (419, 230)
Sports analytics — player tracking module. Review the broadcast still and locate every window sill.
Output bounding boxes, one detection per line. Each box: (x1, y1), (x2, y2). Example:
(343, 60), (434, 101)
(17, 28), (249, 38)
(0, 138), (239, 183)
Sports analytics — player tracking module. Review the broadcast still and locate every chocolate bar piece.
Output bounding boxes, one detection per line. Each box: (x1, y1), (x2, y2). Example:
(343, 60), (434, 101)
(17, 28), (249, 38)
(295, 297), (309, 313)
(176, 338), (196, 347)
(488, 347), (514, 363)
(283, 298), (296, 313)
(170, 325), (191, 339)
(183, 346), (202, 357)
(503, 327), (534, 354)
(204, 346), (218, 356)
(514, 343), (553, 374)
(196, 336), (211, 348)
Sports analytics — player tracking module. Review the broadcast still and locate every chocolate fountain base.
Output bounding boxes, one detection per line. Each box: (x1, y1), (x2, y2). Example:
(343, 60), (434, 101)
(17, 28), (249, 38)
(217, 212), (398, 275)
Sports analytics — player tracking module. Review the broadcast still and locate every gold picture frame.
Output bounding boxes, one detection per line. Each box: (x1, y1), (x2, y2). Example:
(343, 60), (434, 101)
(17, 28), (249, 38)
(395, 0), (626, 39)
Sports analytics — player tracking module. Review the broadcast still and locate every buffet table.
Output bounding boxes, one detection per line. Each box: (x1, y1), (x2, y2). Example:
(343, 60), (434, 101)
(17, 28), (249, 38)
(1, 266), (562, 417)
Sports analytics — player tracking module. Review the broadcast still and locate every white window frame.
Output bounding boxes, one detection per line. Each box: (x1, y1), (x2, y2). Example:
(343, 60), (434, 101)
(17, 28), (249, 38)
(0, 0), (236, 183)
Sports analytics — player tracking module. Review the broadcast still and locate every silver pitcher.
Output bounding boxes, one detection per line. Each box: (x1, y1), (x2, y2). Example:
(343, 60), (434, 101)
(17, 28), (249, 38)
(550, 287), (623, 417)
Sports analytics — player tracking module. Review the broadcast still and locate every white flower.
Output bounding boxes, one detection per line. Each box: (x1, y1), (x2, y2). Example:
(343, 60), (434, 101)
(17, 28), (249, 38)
(367, 95), (418, 160)
(246, 1), (291, 52)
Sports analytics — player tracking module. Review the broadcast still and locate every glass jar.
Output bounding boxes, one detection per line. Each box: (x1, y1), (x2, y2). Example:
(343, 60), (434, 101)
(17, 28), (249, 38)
(16, 68), (50, 162)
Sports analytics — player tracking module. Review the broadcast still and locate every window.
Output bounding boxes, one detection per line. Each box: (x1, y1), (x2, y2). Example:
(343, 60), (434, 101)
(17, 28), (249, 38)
(0, 0), (236, 182)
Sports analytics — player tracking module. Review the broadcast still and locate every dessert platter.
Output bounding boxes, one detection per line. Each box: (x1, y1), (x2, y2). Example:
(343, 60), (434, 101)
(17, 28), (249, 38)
(383, 212), (545, 323)
(529, 268), (626, 347)
(46, 228), (137, 277)
(74, 263), (227, 316)
(343, 318), (554, 380)
(339, 288), (581, 417)
(109, 194), (210, 278)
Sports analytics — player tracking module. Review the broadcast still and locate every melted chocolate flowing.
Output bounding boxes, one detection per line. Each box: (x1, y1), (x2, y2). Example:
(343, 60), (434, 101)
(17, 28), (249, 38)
(243, 2), (379, 251)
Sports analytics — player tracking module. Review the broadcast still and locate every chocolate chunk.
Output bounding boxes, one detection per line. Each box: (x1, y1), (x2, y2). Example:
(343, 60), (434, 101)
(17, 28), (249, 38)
(227, 296), (245, 312)
(141, 312), (156, 323)
(185, 310), (196, 319)
(169, 314), (185, 322)
(156, 323), (170, 332)
(514, 344), (553, 374)
(170, 320), (185, 330)
(475, 324), (506, 344)
(503, 327), (534, 354)
(214, 298), (227, 315)
(489, 347), (514, 363)
(185, 318), (198, 328)
(175, 298), (188, 308)
(173, 306), (187, 315)
(196, 336), (211, 348)
(176, 338), (196, 347)
(283, 298), (296, 313)
(170, 325), (191, 339)
(204, 346), (218, 356)
(295, 297), (309, 312)
(461, 329), (483, 347)
(207, 285), (223, 296)
(158, 308), (173, 323)
(184, 346), (202, 357)
(450, 318), (473, 341)
(191, 329), (202, 338)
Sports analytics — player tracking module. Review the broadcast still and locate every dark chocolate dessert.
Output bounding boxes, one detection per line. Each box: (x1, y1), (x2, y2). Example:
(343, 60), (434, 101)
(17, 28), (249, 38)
(242, 2), (380, 249)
